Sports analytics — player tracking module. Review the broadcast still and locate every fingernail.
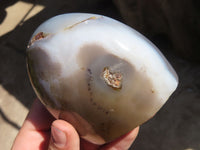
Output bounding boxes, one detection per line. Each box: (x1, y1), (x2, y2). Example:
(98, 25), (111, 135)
(51, 126), (67, 148)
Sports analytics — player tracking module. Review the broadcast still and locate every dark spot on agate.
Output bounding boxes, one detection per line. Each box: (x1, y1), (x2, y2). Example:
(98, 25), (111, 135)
(27, 48), (61, 81)
(27, 47), (62, 108)
(28, 32), (49, 48)
(86, 67), (110, 114)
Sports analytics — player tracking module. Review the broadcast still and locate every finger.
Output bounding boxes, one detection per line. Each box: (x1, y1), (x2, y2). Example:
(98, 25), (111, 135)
(80, 138), (100, 150)
(25, 99), (55, 131)
(100, 127), (139, 150)
(48, 120), (80, 150)
(12, 99), (55, 150)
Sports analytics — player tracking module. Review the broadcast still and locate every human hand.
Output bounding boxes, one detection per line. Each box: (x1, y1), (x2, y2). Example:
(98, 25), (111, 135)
(12, 99), (139, 150)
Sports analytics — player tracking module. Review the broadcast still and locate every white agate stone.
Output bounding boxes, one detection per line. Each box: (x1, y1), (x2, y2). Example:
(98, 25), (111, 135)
(26, 13), (178, 144)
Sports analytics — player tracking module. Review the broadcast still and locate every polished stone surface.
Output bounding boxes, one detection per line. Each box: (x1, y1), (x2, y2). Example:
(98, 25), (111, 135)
(0, 1), (199, 150)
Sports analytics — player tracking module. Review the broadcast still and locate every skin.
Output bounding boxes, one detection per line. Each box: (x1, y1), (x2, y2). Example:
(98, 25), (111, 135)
(12, 99), (139, 150)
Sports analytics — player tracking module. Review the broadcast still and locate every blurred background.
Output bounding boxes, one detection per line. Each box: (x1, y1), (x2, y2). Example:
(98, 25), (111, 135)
(0, 0), (200, 149)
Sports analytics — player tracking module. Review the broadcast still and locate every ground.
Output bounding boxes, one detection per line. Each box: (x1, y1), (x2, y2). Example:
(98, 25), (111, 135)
(0, 1), (200, 150)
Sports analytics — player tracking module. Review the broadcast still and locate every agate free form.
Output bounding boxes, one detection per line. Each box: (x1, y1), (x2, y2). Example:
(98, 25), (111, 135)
(26, 13), (178, 144)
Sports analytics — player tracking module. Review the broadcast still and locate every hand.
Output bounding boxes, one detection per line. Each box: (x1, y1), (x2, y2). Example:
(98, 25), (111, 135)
(12, 99), (139, 150)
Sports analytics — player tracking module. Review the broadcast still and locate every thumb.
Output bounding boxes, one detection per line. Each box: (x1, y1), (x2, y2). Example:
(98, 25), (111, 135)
(48, 120), (80, 150)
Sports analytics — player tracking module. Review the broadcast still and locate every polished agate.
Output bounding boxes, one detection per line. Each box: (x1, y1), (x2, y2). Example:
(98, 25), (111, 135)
(26, 13), (178, 144)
